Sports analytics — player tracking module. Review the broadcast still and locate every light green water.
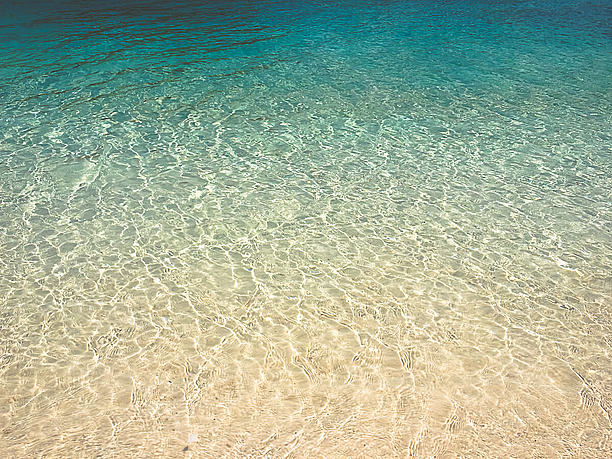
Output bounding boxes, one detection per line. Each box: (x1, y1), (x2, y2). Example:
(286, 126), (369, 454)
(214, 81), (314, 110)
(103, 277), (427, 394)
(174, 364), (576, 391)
(0, 0), (611, 456)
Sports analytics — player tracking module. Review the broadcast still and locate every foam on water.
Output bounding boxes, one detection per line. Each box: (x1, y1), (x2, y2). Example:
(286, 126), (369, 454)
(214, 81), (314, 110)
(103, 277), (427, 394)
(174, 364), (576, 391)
(0, 0), (611, 456)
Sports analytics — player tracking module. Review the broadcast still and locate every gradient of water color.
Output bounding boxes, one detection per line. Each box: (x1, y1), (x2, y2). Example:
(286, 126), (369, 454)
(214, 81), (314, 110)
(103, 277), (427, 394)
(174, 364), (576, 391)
(0, 0), (611, 456)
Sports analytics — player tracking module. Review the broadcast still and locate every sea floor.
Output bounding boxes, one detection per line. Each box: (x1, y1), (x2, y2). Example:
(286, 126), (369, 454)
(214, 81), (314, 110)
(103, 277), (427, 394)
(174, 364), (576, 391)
(0, 0), (611, 456)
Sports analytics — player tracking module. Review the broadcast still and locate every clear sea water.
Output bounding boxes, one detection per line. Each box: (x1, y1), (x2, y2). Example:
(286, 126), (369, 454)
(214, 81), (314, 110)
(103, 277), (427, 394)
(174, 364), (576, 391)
(0, 0), (611, 456)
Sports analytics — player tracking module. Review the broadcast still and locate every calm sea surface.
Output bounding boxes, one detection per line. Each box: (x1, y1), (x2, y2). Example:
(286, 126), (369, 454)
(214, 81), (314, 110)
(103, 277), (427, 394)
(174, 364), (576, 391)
(1, 0), (611, 456)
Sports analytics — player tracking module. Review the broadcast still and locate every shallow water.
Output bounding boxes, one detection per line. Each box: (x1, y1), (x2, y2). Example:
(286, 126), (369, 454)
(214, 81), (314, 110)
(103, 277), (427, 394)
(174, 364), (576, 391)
(0, 0), (611, 456)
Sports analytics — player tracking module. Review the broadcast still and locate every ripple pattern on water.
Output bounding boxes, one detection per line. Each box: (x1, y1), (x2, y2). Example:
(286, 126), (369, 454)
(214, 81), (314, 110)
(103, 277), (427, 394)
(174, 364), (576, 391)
(0, 0), (611, 457)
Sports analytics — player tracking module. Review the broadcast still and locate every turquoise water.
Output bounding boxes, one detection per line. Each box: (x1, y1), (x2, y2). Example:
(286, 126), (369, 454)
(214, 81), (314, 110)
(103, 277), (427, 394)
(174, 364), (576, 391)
(1, 0), (611, 456)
